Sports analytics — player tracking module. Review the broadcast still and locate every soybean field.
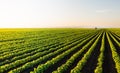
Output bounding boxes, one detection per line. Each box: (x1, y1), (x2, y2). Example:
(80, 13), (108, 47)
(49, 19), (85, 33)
(0, 28), (120, 73)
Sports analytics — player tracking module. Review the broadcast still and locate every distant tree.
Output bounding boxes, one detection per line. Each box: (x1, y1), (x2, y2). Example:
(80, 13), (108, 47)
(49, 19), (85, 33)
(95, 27), (97, 29)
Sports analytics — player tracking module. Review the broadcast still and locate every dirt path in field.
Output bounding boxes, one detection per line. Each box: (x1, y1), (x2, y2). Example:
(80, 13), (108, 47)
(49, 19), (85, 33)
(80, 33), (102, 73)
(102, 33), (117, 73)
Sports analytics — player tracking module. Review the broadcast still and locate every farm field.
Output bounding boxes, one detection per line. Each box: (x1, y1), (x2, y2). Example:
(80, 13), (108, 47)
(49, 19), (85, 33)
(0, 28), (120, 73)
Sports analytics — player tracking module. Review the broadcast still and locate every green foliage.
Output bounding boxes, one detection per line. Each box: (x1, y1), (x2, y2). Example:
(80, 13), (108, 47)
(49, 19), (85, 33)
(52, 32), (100, 73)
(0, 28), (119, 73)
(70, 32), (102, 73)
(106, 32), (120, 73)
(94, 32), (105, 73)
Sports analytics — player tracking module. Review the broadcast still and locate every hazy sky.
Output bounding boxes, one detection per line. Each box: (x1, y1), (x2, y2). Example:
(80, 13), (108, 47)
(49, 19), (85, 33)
(0, 0), (120, 28)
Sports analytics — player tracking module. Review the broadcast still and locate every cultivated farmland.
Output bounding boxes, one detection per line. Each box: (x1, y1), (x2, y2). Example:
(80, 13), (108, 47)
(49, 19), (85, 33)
(0, 28), (120, 73)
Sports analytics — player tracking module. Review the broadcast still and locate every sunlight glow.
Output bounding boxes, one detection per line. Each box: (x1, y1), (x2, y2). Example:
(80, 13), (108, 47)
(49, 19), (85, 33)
(0, 0), (120, 28)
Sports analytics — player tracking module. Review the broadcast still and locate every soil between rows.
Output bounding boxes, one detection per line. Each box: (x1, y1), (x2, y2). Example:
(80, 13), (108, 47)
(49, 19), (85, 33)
(108, 32), (120, 55)
(43, 34), (97, 73)
(22, 33), (98, 73)
(102, 32), (117, 73)
(110, 32), (120, 42)
(80, 33), (102, 73)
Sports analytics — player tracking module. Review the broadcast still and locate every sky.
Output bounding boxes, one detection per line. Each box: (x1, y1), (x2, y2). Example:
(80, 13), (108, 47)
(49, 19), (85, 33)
(0, 0), (120, 28)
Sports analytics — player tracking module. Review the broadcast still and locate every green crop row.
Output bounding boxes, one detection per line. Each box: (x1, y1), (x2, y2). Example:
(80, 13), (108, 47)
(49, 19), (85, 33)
(70, 32), (102, 73)
(106, 32), (120, 73)
(94, 32), (105, 73)
(0, 29), (119, 73)
(29, 32), (100, 73)
(4, 31), (97, 72)
(108, 32), (120, 47)
(1, 31), (94, 66)
(52, 31), (100, 73)
(0, 31), (85, 61)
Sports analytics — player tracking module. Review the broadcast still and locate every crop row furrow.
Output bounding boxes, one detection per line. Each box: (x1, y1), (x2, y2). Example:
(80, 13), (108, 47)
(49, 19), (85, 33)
(7, 32), (98, 73)
(0, 31), (97, 62)
(52, 32), (100, 73)
(106, 32), (120, 73)
(0, 31), (94, 66)
(94, 32), (105, 73)
(0, 31), (98, 73)
(0, 32), (82, 60)
(70, 32), (102, 73)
